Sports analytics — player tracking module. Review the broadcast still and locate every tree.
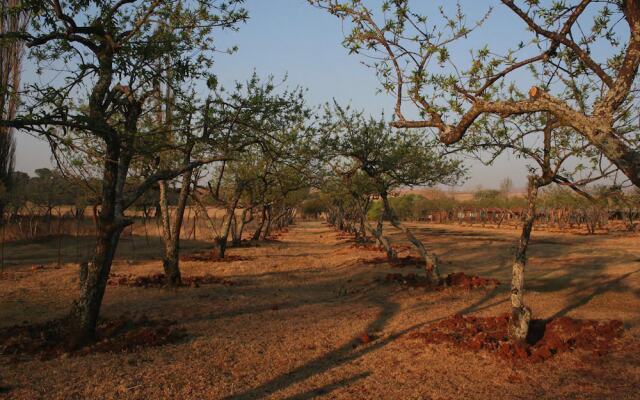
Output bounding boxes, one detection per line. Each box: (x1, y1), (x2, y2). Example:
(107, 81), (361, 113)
(0, 0), (247, 346)
(468, 107), (612, 340)
(0, 0), (28, 219)
(197, 75), (313, 257)
(310, 0), (640, 187)
(325, 109), (464, 283)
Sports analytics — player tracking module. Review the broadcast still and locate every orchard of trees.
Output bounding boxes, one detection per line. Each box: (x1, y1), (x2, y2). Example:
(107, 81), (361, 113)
(0, 0), (639, 397)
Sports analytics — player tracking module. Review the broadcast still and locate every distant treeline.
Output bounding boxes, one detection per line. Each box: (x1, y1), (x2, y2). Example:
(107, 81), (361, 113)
(2, 168), (220, 220)
(302, 186), (640, 233)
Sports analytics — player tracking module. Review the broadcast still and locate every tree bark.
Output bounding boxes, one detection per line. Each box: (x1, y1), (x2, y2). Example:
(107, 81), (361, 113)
(158, 169), (192, 286)
(381, 193), (440, 283)
(252, 206), (267, 241)
(509, 175), (539, 342)
(68, 139), (126, 347)
(261, 206), (273, 240)
(364, 210), (396, 259)
(234, 207), (253, 246)
(218, 185), (242, 258)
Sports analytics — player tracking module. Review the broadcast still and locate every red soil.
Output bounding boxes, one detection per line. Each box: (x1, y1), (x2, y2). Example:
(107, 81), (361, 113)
(348, 241), (383, 251)
(445, 272), (501, 289)
(0, 316), (186, 361)
(108, 273), (238, 288)
(361, 255), (425, 267)
(180, 252), (251, 262)
(409, 313), (624, 362)
(383, 272), (499, 290)
(353, 332), (376, 348)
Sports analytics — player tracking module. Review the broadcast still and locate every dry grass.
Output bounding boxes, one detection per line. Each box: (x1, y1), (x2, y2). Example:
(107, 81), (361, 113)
(0, 221), (639, 399)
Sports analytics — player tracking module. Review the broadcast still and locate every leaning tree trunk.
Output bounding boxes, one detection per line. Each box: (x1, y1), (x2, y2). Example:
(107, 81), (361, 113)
(218, 186), (242, 258)
(381, 193), (441, 283)
(364, 212), (396, 259)
(509, 176), (540, 342)
(233, 207), (253, 246)
(230, 213), (240, 245)
(252, 206), (267, 240)
(261, 206), (273, 240)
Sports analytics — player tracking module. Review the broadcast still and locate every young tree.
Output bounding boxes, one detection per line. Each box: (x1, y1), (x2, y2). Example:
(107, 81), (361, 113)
(327, 110), (464, 283)
(200, 75), (313, 256)
(467, 108), (612, 340)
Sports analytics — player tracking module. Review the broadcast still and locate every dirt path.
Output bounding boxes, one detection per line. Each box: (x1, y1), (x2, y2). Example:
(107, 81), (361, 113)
(1, 221), (639, 399)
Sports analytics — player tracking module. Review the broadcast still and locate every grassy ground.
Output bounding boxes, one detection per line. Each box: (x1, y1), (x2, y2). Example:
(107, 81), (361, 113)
(1, 220), (639, 399)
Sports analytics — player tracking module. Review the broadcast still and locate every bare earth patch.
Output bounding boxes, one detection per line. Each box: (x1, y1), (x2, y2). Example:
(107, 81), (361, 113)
(179, 252), (252, 262)
(381, 272), (499, 290)
(107, 273), (239, 288)
(0, 316), (186, 361)
(1, 221), (639, 399)
(408, 313), (624, 363)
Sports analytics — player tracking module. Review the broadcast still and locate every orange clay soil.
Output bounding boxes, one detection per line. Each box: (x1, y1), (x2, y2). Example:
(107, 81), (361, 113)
(1, 220), (640, 399)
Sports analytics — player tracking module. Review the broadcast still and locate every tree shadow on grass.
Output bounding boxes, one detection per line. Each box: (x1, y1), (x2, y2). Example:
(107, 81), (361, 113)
(281, 372), (370, 400)
(220, 280), (510, 400)
(549, 269), (640, 320)
(222, 296), (400, 400)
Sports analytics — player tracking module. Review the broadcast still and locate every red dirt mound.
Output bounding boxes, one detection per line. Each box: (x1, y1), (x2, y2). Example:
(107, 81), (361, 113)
(352, 332), (376, 348)
(384, 272), (429, 287)
(408, 313), (624, 362)
(180, 252), (251, 262)
(382, 272), (499, 290)
(108, 273), (237, 288)
(362, 255), (424, 267)
(231, 239), (261, 248)
(349, 243), (384, 252)
(445, 272), (500, 289)
(0, 316), (186, 361)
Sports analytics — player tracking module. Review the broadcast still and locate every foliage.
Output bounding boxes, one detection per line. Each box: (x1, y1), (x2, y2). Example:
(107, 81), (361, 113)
(310, 0), (640, 188)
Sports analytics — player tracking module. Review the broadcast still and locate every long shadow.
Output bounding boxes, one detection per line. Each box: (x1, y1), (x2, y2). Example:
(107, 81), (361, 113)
(222, 296), (401, 400)
(281, 372), (370, 400)
(550, 269), (640, 319)
(221, 278), (514, 400)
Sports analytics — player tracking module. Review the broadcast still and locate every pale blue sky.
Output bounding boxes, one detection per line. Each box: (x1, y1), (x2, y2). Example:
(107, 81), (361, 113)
(15, 0), (588, 190)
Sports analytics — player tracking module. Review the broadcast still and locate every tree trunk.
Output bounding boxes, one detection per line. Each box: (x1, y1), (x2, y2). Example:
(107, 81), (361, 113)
(252, 205), (267, 240)
(364, 211), (396, 259)
(381, 193), (440, 283)
(262, 206), (273, 240)
(66, 133), (127, 346)
(509, 175), (539, 342)
(218, 186), (242, 258)
(68, 222), (126, 347)
(158, 169), (192, 286)
(158, 180), (178, 284)
(234, 207), (252, 246)
(230, 213), (239, 245)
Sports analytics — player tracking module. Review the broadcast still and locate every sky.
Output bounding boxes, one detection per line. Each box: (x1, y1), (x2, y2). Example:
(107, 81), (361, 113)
(14, 0), (573, 190)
